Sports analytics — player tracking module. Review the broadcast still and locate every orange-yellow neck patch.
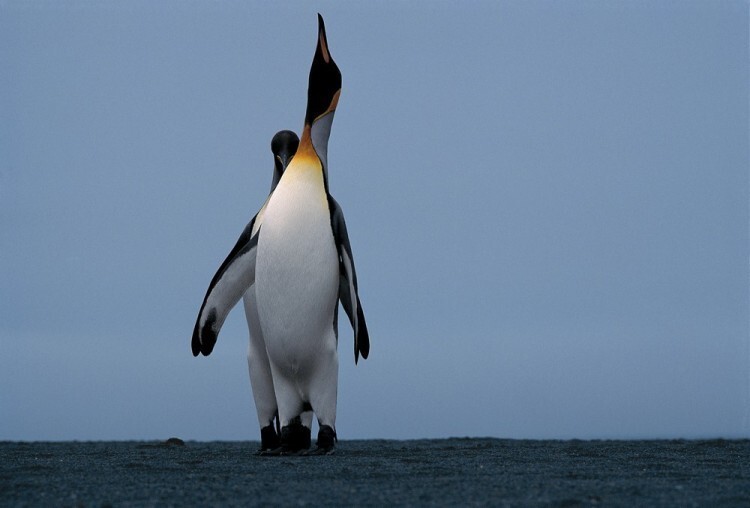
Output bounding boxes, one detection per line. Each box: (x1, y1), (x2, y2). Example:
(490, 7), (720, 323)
(289, 125), (322, 168)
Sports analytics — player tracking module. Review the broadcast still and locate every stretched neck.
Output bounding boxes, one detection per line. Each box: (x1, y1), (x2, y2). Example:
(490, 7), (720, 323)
(308, 111), (335, 180)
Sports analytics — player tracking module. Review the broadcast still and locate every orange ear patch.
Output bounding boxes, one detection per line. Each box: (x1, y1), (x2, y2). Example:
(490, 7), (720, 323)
(326, 89), (340, 114)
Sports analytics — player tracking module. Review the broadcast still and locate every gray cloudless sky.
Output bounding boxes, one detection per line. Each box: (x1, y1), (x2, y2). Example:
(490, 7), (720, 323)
(1, 0), (748, 441)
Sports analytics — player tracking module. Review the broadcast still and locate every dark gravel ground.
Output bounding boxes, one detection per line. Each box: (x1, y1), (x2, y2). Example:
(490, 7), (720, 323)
(1, 438), (748, 506)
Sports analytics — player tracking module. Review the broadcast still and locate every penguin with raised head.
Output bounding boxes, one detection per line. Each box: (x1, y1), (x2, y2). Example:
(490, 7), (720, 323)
(253, 14), (369, 455)
(191, 15), (369, 455)
(191, 130), (299, 451)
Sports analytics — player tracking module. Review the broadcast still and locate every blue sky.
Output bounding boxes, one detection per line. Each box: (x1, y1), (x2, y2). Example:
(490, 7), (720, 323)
(1, 0), (748, 441)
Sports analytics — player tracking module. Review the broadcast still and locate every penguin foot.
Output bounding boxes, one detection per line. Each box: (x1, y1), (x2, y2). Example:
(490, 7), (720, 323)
(260, 417), (311, 456)
(256, 423), (280, 453)
(306, 424), (336, 455)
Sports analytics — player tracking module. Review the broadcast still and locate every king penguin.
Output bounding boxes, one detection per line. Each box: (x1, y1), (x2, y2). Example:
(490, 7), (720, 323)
(191, 14), (369, 455)
(253, 14), (369, 455)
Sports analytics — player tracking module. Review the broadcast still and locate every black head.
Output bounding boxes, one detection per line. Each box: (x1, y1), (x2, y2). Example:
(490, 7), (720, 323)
(304, 14), (342, 126)
(270, 130), (299, 191)
(271, 129), (299, 163)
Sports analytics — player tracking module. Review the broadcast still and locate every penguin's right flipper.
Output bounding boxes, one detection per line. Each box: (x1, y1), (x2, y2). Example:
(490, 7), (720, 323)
(328, 197), (370, 364)
(192, 216), (260, 357)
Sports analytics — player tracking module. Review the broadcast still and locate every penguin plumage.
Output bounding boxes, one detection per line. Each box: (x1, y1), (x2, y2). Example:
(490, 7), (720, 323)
(254, 14), (369, 454)
(191, 15), (369, 454)
(191, 130), (298, 358)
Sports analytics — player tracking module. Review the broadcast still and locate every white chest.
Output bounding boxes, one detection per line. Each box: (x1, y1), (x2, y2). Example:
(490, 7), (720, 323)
(254, 166), (339, 339)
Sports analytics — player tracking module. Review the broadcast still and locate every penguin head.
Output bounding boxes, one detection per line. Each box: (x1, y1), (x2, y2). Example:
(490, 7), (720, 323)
(305, 14), (342, 170)
(270, 129), (299, 191)
(305, 14), (342, 126)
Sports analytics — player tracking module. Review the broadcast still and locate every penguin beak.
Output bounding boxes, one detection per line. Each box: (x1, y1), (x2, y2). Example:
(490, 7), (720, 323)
(317, 13), (331, 64)
(276, 153), (291, 171)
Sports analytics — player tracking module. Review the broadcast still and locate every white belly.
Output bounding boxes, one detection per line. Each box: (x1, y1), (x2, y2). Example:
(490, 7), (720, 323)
(254, 168), (339, 376)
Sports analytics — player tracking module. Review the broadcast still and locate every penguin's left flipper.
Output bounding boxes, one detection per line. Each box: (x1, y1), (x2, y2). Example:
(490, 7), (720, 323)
(192, 217), (260, 357)
(328, 197), (370, 364)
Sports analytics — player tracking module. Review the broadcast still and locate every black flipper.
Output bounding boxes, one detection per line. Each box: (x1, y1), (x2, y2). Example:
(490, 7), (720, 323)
(191, 216), (260, 357)
(328, 196), (370, 363)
